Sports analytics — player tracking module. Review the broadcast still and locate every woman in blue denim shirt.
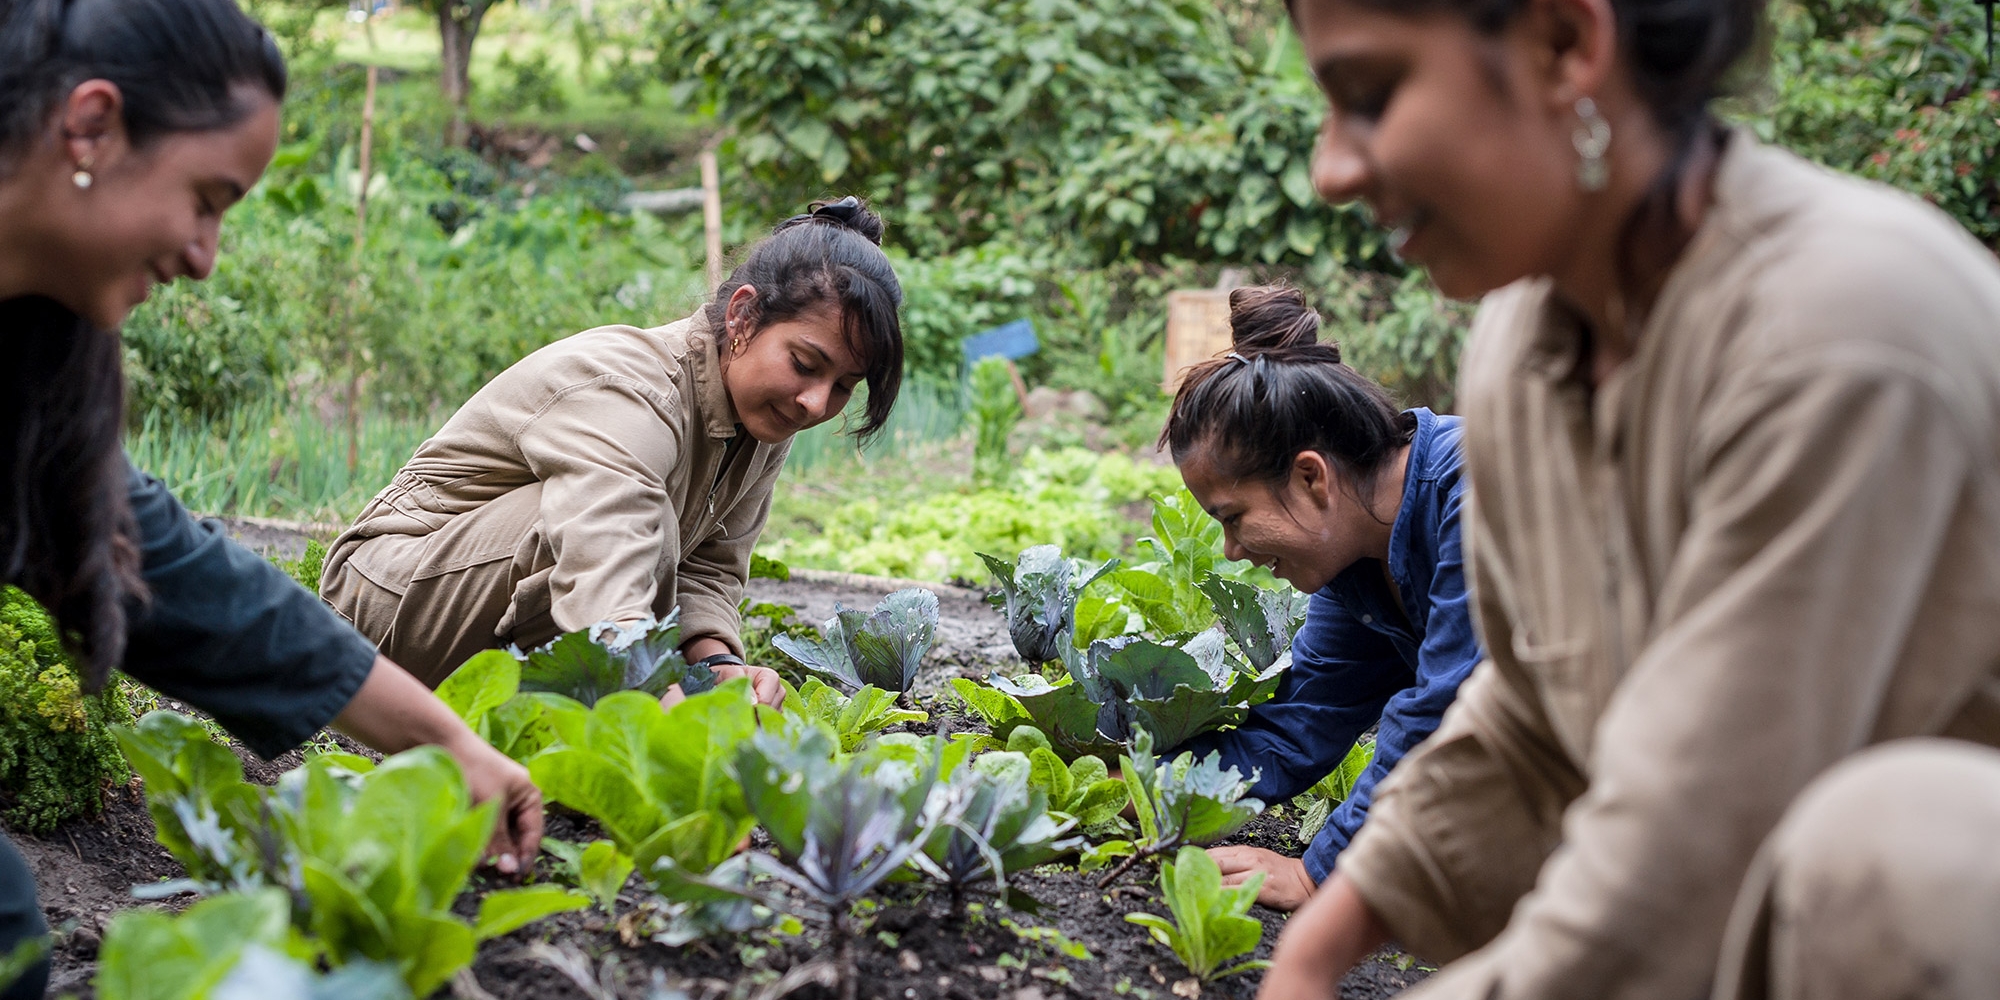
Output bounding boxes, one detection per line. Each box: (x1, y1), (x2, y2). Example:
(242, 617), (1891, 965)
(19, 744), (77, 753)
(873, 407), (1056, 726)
(1164, 286), (1482, 911)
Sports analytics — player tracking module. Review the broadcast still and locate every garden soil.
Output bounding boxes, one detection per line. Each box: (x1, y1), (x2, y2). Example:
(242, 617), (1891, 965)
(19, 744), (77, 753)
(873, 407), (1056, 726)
(2, 525), (1430, 999)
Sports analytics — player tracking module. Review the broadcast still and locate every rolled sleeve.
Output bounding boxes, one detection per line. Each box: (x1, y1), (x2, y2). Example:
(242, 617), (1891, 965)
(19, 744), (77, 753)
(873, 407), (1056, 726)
(121, 465), (375, 760)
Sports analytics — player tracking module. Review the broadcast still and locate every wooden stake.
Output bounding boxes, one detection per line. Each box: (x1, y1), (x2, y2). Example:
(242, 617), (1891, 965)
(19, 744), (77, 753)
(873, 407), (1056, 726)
(700, 148), (723, 291)
(347, 64), (378, 475)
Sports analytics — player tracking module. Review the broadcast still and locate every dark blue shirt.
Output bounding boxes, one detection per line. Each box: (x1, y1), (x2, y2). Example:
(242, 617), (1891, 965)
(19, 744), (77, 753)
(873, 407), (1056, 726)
(1179, 408), (1481, 882)
(122, 463), (377, 759)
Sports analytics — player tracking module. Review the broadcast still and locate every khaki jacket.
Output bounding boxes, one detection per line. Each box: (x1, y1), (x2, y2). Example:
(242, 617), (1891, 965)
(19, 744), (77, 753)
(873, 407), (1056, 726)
(324, 314), (787, 656)
(1341, 134), (2000, 1000)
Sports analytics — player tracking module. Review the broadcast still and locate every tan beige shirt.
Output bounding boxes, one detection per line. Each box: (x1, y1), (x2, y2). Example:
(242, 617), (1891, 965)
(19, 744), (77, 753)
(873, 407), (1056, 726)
(1340, 134), (2000, 1000)
(326, 314), (787, 654)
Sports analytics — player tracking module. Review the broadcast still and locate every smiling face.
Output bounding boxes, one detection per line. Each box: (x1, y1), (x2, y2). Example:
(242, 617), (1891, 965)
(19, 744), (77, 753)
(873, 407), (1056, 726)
(16, 81), (280, 329)
(1178, 447), (1389, 595)
(1297, 0), (1590, 299)
(719, 287), (868, 444)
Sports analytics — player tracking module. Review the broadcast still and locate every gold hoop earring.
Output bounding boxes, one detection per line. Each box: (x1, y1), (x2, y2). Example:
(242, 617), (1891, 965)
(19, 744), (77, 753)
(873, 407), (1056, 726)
(72, 155), (94, 190)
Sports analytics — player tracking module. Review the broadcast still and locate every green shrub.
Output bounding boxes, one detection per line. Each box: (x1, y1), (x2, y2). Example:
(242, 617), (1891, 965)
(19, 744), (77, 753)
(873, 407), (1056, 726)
(0, 588), (133, 833)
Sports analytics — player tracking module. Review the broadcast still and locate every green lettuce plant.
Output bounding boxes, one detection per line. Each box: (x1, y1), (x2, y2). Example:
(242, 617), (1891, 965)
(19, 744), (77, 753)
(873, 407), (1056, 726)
(436, 650), (585, 763)
(792, 677), (927, 751)
(96, 888), (411, 1000)
(114, 712), (587, 997)
(979, 545), (1117, 665)
(527, 681), (763, 883)
(980, 728), (1131, 838)
(1125, 846), (1271, 982)
(772, 588), (940, 703)
(1095, 732), (1264, 888)
(1297, 736), (1377, 842)
(515, 611), (715, 706)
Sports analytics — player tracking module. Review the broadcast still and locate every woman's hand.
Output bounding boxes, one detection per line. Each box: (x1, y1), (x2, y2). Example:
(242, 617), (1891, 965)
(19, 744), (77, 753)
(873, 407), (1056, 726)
(659, 663), (785, 708)
(1257, 872), (1391, 1000)
(334, 655), (545, 873)
(1208, 845), (1317, 910)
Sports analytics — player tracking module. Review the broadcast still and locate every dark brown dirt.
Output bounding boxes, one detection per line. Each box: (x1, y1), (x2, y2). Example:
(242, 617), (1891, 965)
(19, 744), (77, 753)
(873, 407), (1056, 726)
(7, 534), (1427, 999)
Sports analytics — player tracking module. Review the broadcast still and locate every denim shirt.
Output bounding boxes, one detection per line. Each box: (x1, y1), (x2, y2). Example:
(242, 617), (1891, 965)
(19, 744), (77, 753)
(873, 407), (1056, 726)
(1178, 408), (1481, 882)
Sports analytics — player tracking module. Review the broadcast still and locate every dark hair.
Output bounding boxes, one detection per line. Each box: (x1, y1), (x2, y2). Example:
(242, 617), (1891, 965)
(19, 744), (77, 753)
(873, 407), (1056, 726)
(0, 0), (288, 686)
(1321, 0), (1762, 143)
(0, 0), (288, 169)
(1162, 286), (1414, 504)
(704, 197), (905, 443)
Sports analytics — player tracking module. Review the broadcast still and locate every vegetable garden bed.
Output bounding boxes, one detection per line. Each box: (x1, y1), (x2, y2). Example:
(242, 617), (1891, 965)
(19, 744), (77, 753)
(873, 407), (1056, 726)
(7, 537), (1428, 1000)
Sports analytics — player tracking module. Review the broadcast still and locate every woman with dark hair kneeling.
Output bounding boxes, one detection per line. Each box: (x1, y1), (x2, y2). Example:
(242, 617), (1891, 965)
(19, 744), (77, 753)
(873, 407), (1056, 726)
(1163, 285), (1481, 911)
(0, 0), (542, 994)
(322, 199), (905, 702)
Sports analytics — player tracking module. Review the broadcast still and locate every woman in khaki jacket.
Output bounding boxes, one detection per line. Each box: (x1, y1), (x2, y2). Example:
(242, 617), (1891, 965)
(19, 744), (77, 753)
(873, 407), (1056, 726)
(1257, 0), (2000, 998)
(322, 198), (903, 701)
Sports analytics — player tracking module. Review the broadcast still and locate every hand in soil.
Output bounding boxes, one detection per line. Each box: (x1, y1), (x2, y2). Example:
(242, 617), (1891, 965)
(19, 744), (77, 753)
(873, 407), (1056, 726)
(1259, 872), (1391, 1000)
(452, 734), (545, 874)
(1208, 845), (1316, 910)
(662, 663), (786, 708)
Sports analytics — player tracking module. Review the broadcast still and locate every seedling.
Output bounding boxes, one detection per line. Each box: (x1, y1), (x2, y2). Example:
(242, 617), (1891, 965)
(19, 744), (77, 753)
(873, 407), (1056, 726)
(516, 611), (716, 707)
(1097, 732), (1264, 888)
(655, 724), (959, 1000)
(1125, 846), (1271, 982)
(773, 588), (939, 703)
(792, 677), (928, 750)
(974, 728), (1130, 838)
(916, 766), (1081, 912)
(1296, 736), (1377, 842)
(979, 544), (1117, 666)
(528, 681), (764, 881)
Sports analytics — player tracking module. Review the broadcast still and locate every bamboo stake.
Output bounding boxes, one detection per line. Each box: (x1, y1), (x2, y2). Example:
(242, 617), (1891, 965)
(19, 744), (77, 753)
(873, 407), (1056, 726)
(346, 64), (378, 475)
(700, 147), (723, 291)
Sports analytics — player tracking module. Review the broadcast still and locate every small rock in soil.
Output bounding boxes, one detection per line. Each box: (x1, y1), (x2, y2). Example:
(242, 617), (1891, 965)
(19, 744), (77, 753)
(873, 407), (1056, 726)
(898, 949), (922, 972)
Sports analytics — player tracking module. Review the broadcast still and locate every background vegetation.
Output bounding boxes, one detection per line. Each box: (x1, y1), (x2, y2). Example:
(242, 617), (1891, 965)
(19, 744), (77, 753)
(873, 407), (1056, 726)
(124, 0), (1996, 566)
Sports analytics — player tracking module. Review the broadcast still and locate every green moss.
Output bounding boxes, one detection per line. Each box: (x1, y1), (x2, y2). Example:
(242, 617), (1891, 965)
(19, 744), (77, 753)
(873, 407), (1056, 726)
(0, 588), (134, 834)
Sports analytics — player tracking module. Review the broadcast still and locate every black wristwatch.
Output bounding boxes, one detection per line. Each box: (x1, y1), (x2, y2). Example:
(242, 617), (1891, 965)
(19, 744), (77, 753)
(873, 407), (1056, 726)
(692, 651), (746, 670)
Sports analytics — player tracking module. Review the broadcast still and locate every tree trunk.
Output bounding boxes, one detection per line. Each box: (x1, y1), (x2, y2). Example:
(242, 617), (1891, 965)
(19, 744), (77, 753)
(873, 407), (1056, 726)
(436, 1), (488, 144)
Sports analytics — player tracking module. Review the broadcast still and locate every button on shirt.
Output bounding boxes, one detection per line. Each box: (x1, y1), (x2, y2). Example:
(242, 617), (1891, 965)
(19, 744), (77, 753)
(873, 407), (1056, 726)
(1178, 408), (1484, 882)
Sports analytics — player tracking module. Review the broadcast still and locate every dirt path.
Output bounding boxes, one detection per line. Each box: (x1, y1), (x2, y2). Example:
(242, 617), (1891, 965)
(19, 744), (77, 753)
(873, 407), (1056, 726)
(0, 523), (1429, 999)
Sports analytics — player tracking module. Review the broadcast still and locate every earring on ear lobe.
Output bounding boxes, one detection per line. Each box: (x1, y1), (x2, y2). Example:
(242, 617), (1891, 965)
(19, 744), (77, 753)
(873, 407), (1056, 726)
(72, 155), (94, 189)
(1572, 97), (1611, 193)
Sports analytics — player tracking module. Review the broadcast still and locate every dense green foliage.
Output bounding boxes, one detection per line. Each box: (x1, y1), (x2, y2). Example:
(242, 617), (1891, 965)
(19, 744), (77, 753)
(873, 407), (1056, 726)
(97, 889), (412, 1000)
(0, 589), (133, 834)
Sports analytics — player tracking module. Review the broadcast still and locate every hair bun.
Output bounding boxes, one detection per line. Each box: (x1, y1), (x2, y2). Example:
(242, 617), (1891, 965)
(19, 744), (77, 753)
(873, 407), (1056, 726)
(772, 195), (885, 246)
(1227, 284), (1327, 356)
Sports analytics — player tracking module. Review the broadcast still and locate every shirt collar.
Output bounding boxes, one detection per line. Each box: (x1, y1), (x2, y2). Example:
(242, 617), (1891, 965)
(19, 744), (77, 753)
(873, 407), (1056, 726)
(685, 312), (744, 440)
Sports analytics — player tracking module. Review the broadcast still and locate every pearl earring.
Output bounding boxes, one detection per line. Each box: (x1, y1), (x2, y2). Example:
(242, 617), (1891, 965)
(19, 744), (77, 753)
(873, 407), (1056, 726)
(1572, 97), (1611, 193)
(72, 155), (94, 189)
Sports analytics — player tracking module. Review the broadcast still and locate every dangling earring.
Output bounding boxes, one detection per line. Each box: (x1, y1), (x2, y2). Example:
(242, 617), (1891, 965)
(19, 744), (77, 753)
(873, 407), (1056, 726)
(72, 154), (94, 190)
(1572, 97), (1611, 193)
(731, 336), (742, 352)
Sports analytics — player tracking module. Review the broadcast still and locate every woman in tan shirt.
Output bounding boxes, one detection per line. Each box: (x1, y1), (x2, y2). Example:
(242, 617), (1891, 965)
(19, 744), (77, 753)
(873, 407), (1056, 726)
(322, 199), (904, 700)
(1259, 0), (2000, 998)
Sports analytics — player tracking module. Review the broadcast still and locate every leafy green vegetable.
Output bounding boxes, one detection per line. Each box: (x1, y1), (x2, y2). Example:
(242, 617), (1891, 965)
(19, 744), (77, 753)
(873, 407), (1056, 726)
(1297, 736), (1377, 843)
(983, 673), (1124, 762)
(1070, 636), (1250, 750)
(772, 588), (940, 698)
(0, 586), (134, 833)
(1125, 846), (1271, 982)
(1109, 490), (1227, 636)
(516, 611), (715, 706)
(528, 682), (763, 882)
(577, 840), (636, 915)
(1099, 732), (1264, 888)
(793, 678), (927, 751)
(1198, 573), (1310, 673)
(1026, 744), (1130, 838)
(979, 545), (1117, 665)
(653, 723), (960, 999)
(115, 714), (586, 997)
(916, 767), (1080, 908)
(435, 650), (586, 763)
